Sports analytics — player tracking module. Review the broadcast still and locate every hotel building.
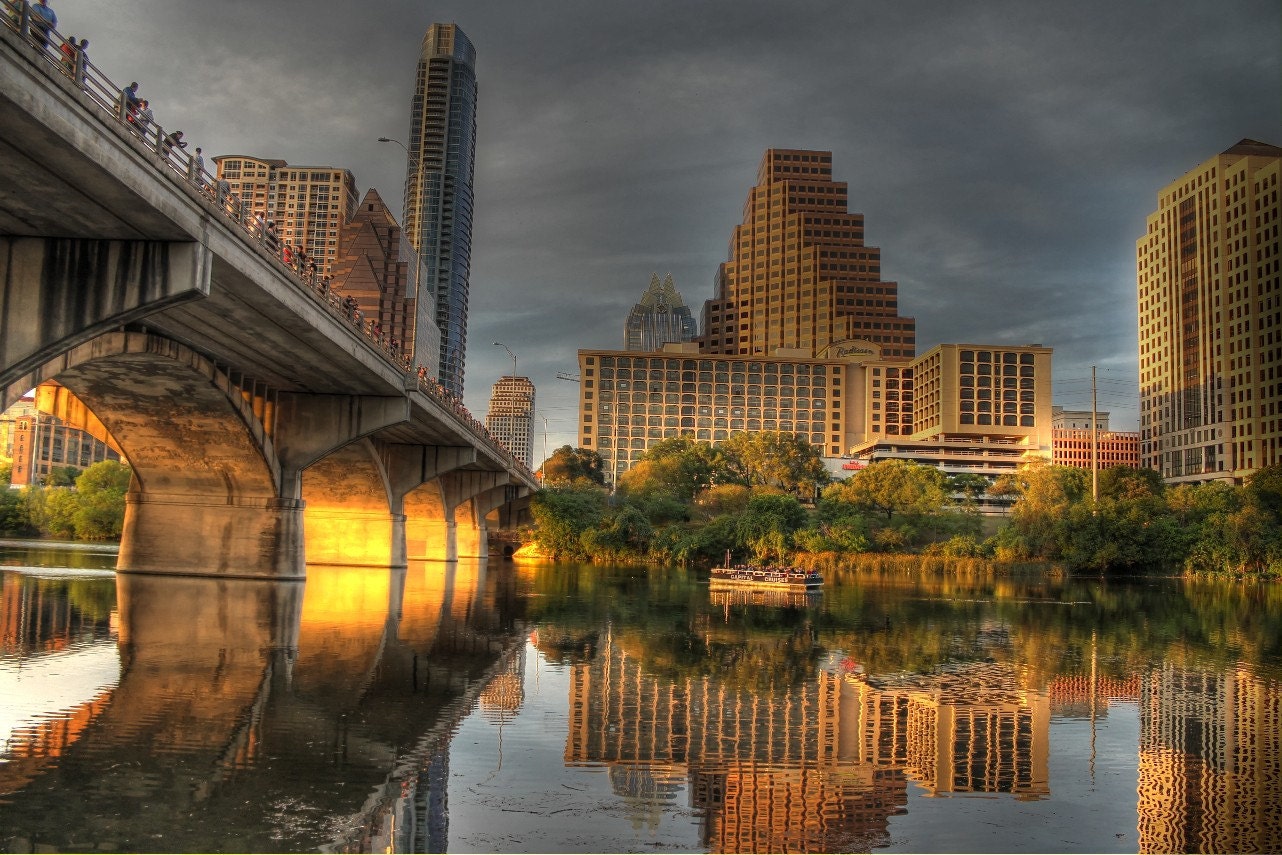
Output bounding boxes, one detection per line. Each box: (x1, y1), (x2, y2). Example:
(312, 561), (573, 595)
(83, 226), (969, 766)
(846, 344), (1055, 508)
(4, 392), (123, 487)
(578, 150), (1057, 486)
(1137, 139), (1282, 483)
(402, 23), (478, 399)
(212, 155), (358, 277)
(579, 344), (860, 483)
(1047, 408), (1140, 472)
(485, 376), (536, 469)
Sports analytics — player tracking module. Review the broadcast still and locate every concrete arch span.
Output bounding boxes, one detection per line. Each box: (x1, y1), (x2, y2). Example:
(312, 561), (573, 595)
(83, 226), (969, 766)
(17, 330), (303, 577)
(302, 438), (403, 568)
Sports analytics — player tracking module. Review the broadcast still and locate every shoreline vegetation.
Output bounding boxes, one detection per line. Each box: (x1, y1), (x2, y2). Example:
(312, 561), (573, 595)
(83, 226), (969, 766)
(529, 438), (1282, 579)
(0, 460), (130, 542)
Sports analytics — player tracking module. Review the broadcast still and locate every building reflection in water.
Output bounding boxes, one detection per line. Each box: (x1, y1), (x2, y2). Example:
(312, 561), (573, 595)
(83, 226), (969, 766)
(852, 662), (1051, 800)
(560, 627), (911, 852)
(558, 624), (1066, 852)
(5, 562), (1282, 853)
(1137, 663), (1281, 855)
(0, 569), (118, 797)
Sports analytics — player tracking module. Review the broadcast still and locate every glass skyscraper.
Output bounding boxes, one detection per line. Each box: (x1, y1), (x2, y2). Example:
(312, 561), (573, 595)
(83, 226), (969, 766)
(403, 23), (477, 398)
(624, 273), (698, 351)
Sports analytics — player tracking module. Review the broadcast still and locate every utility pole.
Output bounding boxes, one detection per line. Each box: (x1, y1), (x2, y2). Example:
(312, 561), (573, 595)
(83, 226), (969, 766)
(1091, 365), (1099, 503)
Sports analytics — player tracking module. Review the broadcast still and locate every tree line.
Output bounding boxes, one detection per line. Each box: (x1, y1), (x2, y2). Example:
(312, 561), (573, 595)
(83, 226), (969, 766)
(0, 460), (131, 541)
(531, 435), (1282, 576)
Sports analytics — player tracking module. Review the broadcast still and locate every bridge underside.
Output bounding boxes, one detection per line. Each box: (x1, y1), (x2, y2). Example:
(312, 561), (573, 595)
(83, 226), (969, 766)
(22, 335), (530, 578)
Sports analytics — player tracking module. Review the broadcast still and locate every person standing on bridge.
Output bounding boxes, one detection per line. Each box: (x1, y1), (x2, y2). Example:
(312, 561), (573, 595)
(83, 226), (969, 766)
(58, 34), (77, 75)
(28, 0), (57, 52)
(161, 129), (187, 159)
(28, 0), (56, 52)
(121, 81), (140, 121)
(132, 100), (153, 141)
(189, 147), (205, 186)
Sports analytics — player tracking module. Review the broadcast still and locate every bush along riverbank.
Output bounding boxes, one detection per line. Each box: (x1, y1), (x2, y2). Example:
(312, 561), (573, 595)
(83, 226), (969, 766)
(528, 441), (1282, 578)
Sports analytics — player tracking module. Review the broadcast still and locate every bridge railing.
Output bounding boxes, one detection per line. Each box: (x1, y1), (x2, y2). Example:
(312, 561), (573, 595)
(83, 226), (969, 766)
(1, 1), (537, 484)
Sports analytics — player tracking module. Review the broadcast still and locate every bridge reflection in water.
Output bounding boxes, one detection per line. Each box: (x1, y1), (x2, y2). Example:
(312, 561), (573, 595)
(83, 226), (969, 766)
(0, 559), (525, 852)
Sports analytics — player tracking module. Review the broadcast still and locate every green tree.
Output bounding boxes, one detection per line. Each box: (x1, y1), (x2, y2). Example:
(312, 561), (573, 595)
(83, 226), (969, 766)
(35, 488), (79, 539)
(72, 460), (132, 540)
(1244, 464), (1282, 525)
(541, 446), (606, 487)
(692, 484), (754, 520)
(43, 465), (80, 487)
(530, 484), (607, 560)
(990, 461), (1089, 559)
(735, 493), (808, 563)
(0, 485), (31, 536)
(1098, 466), (1165, 501)
(947, 473), (990, 510)
(616, 436), (736, 504)
(831, 459), (948, 520)
(580, 504), (654, 561)
(719, 431), (828, 495)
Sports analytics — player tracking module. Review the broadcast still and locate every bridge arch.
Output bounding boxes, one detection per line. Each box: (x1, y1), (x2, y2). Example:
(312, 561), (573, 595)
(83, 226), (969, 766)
(14, 330), (280, 496)
(302, 438), (403, 568)
(404, 480), (451, 561)
(11, 330), (302, 577)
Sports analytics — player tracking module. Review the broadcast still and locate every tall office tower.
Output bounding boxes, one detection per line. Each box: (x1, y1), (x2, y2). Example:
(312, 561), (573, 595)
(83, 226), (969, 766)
(624, 273), (698, 351)
(212, 156), (358, 277)
(403, 23), (478, 399)
(485, 375), (536, 468)
(1137, 139), (1282, 483)
(328, 189), (440, 375)
(702, 149), (916, 360)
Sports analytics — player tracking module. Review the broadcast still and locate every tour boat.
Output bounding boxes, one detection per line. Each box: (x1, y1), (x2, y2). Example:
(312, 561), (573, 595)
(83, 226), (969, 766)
(709, 552), (823, 591)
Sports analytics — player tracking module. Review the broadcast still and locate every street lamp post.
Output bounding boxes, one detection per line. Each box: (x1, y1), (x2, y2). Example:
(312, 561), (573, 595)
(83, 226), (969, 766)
(377, 136), (409, 155)
(493, 342), (516, 378)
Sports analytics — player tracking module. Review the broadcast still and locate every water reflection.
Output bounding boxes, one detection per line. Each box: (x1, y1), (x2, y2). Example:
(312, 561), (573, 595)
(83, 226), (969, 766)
(1, 554), (1279, 853)
(0, 554), (527, 852)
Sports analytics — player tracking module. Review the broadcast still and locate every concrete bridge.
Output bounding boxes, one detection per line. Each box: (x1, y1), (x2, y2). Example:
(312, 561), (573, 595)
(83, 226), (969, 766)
(0, 13), (536, 578)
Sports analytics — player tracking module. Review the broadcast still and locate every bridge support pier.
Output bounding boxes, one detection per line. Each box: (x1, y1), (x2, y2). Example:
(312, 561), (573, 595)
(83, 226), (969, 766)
(119, 494), (306, 579)
(274, 393), (410, 569)
(441, 472), (510, 560)
(392, 446), (478, 562)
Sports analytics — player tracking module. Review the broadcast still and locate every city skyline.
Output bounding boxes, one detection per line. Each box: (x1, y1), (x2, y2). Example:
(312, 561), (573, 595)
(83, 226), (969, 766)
(48, 0), (1282, 459)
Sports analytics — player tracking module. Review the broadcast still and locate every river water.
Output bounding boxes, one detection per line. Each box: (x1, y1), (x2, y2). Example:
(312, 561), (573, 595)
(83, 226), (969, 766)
(1, 540), (1279, 853)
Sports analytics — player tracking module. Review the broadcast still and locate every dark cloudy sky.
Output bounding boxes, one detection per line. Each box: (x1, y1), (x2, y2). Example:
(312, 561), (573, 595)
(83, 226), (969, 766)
(53, 0), (1281, 454)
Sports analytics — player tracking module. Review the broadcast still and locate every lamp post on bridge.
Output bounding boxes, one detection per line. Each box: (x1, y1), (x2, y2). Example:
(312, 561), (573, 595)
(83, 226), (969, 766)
(493, 342), (516, 378)
(376, 136), (420, 211)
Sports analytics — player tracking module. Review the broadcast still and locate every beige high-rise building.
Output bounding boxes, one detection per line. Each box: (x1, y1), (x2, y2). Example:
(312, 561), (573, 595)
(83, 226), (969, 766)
(847, 344), (1054, 510)
(1137, 139), (1282, 483)
(212, 155), (358, 278)
(485, 376), (536, 469)
(702, 149), (916, 360)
